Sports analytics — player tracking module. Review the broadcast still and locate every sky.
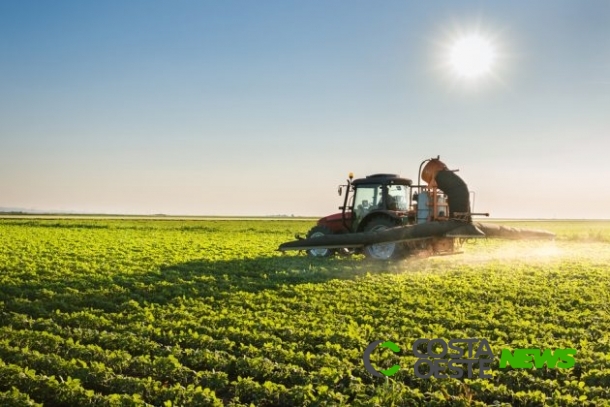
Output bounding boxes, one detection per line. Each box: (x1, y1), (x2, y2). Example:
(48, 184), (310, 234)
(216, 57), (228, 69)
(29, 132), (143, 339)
(1, 1), (609, 218)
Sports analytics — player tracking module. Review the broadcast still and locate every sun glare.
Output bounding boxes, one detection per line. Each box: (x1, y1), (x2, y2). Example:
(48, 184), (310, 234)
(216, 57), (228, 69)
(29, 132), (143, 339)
(448, 34), (497, 79)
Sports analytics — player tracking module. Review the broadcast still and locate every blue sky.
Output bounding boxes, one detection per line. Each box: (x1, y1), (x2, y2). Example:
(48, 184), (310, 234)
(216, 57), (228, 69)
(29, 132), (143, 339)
(1, 1), (609, 218)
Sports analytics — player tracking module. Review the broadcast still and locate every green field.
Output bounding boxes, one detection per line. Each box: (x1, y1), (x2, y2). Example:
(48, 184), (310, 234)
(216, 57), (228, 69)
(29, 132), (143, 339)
(1, 218), (609, 406)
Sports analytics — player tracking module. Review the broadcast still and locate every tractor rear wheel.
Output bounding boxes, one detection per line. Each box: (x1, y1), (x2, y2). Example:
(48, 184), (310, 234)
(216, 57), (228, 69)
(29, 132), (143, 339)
(305, 225), (334, 257)
(362, 217), (403, 260)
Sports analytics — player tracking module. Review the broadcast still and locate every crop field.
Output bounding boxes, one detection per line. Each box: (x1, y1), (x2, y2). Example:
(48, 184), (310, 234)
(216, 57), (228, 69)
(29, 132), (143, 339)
(0, 218), (609, 407)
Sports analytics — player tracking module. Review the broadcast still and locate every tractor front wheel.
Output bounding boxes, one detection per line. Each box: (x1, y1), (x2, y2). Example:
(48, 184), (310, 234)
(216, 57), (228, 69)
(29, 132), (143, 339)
(305, 225), (334, 258)
(362, 217), (403, 260)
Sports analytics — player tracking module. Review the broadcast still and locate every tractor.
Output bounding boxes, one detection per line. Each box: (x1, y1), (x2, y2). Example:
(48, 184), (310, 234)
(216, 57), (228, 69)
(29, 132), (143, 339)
(279, 156), (554, 260)
(305, 173), (414, 260)
(297, 156), (485, 260)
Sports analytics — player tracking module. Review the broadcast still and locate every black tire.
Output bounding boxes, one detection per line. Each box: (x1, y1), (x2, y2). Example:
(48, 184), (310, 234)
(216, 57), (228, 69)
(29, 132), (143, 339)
(305, 225), (335, 257)
(362, 216), (404, 260)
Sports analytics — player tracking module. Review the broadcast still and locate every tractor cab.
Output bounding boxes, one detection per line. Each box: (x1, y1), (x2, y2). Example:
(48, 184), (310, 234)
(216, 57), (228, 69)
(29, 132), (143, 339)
(310, 173), (415, 238)
(349, 174), (413, 231)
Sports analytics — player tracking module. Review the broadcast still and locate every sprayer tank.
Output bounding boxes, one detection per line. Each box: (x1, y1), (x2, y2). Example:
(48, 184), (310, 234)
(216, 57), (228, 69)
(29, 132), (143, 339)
(417, 191), (450, 223)
(417, 193), (430, 224)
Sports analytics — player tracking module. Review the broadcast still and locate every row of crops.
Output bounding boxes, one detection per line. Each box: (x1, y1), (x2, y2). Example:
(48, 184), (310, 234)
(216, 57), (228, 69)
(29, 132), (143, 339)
(0, 218), (609, 406)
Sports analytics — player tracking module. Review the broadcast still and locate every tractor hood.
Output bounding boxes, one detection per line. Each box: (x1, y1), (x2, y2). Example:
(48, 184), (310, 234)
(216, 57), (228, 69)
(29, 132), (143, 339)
(318, 212), (348, 224)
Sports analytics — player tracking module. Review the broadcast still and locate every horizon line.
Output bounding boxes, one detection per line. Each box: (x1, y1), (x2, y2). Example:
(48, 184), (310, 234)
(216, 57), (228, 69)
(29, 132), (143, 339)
(0, 212), (609, 222)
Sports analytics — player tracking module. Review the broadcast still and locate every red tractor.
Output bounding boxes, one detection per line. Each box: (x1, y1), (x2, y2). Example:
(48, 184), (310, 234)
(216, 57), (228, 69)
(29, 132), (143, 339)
(302, 157), (470, 260)
(281, 156), (554, 260)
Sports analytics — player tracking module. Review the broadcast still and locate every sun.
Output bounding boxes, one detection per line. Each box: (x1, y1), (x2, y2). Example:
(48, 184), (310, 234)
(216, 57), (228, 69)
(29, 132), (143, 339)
(447, 34), (497, 80)
(432, 21), (510, 89)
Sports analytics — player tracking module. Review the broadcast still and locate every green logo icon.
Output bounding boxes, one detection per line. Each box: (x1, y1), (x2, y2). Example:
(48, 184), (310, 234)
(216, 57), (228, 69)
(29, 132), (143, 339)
(363, 340), (401, 377)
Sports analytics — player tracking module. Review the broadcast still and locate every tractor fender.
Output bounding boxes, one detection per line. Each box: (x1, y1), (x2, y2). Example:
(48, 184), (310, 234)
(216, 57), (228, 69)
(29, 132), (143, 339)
(357, 211), (401, 232)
